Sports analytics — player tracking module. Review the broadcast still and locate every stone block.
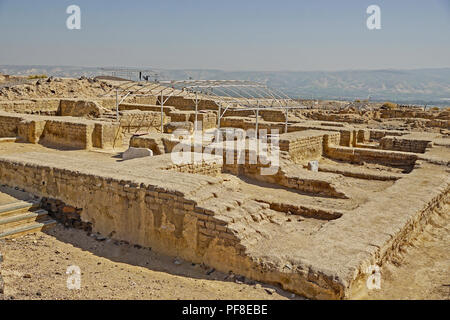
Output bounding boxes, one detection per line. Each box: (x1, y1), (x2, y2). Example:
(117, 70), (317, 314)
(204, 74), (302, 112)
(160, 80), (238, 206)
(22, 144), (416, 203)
(122, 147), (153, 160)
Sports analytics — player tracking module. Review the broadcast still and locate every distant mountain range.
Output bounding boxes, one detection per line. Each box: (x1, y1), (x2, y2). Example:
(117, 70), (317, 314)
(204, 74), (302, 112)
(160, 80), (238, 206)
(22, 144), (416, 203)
(1, 65), (449, 106)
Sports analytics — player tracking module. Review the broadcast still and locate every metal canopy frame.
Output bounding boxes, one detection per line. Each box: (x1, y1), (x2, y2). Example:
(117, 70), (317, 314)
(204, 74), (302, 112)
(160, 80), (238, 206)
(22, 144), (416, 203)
(102, 80), (307, 134)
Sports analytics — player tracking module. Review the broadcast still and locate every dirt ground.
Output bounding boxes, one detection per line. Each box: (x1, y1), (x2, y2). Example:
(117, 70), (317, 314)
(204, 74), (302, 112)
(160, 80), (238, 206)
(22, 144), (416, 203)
(366, 200), (450, 300)
(0, 225), (300, 300)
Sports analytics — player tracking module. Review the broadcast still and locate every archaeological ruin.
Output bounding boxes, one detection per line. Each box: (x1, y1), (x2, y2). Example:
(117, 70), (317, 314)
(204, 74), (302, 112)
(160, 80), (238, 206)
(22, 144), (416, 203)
(0, 76), (448, 299)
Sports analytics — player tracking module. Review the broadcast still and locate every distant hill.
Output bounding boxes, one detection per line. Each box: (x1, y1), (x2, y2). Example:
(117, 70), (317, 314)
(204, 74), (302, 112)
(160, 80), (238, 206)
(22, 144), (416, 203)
(1, 65), (449, 106)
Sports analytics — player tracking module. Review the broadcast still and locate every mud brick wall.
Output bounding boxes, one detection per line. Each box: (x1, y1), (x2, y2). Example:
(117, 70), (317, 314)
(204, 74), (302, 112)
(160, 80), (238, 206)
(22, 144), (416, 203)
(426, 119), (450, 129)
(326, 146), (418, 167)
(130, 134), (180, 155)
(0, 99), (60, 115)
(369, 129), (404, 141)
(158, 96), (218, 111)
(0, 113), (22, 137)
(220, 117), (286, 134)
(222, 109), (254, 117)
(163, 157), (223, 176)
(380, 109), (437, 120)
(100, 96), (159, 110)
(119, 103), (176, 115)
(119, 111), (170, 132)
(0, 157), (242, 264)
(323, 132), (341, 152)
(168, 111), (192, 122)
(357, 130), (370, 143)
(279, 131), (326, 162)
(260, 109), (286, 122)
(380, 136), (432, 154)
(191, 112), (217, 130)
(18, 119), (46, 144)
(92, 122), (123, 149)
(339, 130), (355, 147)
(41, 120), (94, 149)
(58, 99), (106, 118)
(303, 111), (367, 124)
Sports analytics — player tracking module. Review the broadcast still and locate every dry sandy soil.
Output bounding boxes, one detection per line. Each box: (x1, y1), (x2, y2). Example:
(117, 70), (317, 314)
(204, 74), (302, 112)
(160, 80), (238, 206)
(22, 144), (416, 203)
(367, 201), (450, 300)
(0, 225), (298, 300)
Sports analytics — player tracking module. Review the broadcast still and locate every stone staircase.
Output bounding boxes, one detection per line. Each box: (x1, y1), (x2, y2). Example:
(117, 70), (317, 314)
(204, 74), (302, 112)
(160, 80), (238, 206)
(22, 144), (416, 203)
(0, 201), (56, 239)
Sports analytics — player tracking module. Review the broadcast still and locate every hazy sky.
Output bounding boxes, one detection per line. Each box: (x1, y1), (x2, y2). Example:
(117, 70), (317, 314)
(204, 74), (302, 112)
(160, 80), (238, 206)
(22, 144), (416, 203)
(0, 0), (449, 71)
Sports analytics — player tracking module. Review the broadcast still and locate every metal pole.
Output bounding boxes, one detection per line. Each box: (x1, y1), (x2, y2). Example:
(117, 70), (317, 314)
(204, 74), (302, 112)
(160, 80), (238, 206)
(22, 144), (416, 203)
(160, 91), (164, 133)
(255, 108), (259, 138)
(218, 104), (221, 129)
(116, 89), (119, 121)
(285, 106), (288, 133)
(195, 92), (198, 132)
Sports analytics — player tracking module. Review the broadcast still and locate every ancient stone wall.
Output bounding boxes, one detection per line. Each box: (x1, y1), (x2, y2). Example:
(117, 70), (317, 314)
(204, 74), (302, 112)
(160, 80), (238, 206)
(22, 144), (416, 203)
(163, 156), (223, 176)
(0, 113), (22, 137)
(191, 112), (217, 130)
(40, 120), (94, 149)
(100, 96), (158, 110)
(129, 134), (181, 155)
(18, 119), (46, 144)
(93, 122), (123, 149)
(119, 103), (176, 115)
(380, 136), (432, 154)
(58, 99), (108, 118)
(0, 99), (60, 115)
(260, 109), (286, 122)
(0, 112), (122, 149)
(158, 96), (218, 111)
(0, 156), (245, 274)
(279, 130), (336, 163)
(119, 111), (170, 132)
(326, 146), (418, 167)
(369, 129), (404, 141)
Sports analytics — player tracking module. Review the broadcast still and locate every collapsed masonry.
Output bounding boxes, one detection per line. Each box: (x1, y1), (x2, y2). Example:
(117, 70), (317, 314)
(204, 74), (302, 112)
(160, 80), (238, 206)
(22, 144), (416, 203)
(0, 86), (449, 299)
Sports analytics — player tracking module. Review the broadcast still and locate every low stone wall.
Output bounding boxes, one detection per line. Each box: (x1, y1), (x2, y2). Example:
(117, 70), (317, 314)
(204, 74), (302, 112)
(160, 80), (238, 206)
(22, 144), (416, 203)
(158, 96), (219, 111)
(130, 134), (182, 155)
(163, 156), (223, 176)
(0, 99), (60, 115)
(0, 154), (246, 282)
(220, 117), (356, 147)
(119, 110), (170, 132)
(41, 119), (94, 149)
(100, 96), (159, 109)
(303, 111), (368, 124)
(58, 99), (108, 118)
(0, 112), (122, 149)
(379, 109), (439, 120)
(279, 130), (340, 163)
(119, 103), (176, 115)
(191, 112), (217, 130)
(260, 109), (286, 122)
(0, 113), (22, 137)
(326, 146), (418, 167)
(369, 129), (405, 141)
(380, 136), (433, 154)
(93, 122), (123, 149)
